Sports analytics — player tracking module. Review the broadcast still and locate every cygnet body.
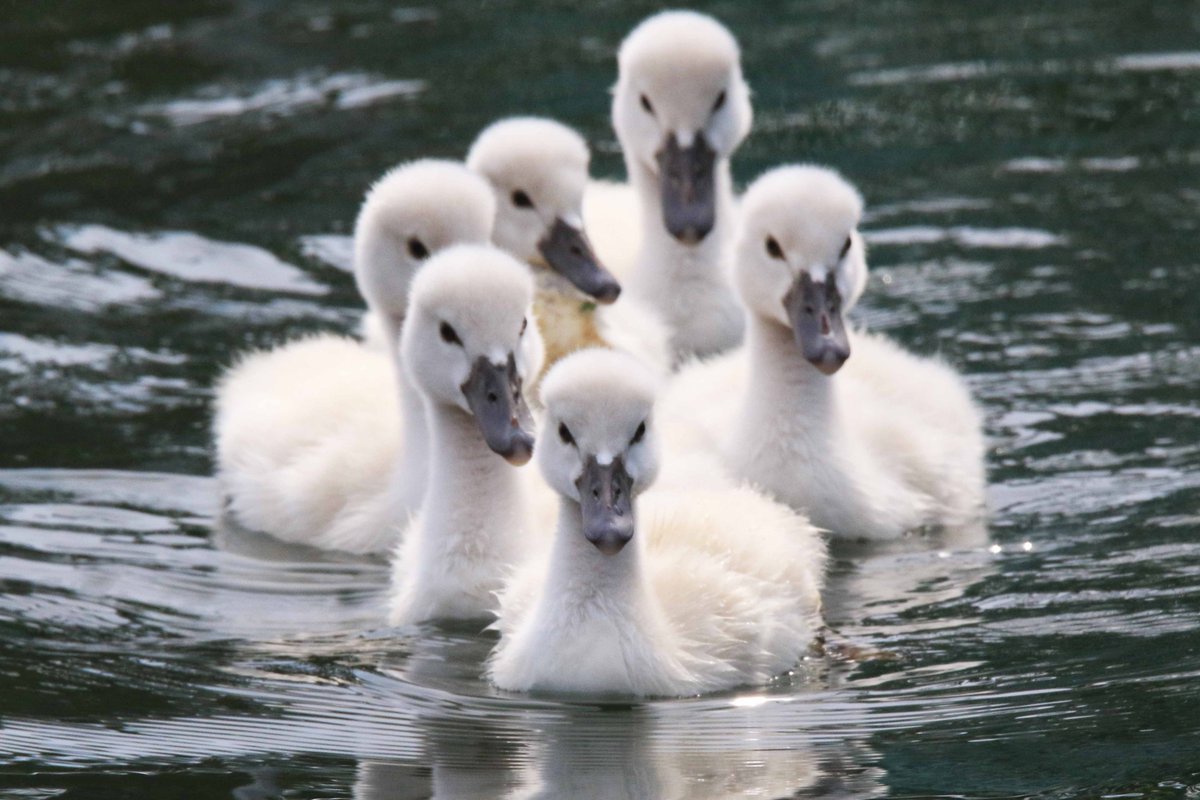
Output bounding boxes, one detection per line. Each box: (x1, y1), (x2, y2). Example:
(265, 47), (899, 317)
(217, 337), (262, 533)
(661, 165), (987, 541)
(214, 160), (494, 553)
(387, 245), (544, 625)
(466, 117), (671, 379)
(586, 11), (752, 362)
(489, 349), (825, 696)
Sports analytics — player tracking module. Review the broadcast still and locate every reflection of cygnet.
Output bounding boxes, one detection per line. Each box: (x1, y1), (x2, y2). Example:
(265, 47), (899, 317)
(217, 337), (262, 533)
(353, 710), (529, 800)
(505, 708), (682, 800)
(502, 703), (884, 800)
(489, 349), (825, 696)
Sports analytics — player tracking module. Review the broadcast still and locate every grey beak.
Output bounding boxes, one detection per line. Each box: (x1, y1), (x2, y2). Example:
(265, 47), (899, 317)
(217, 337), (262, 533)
(461, 355), (535, 465)
(537, 218), (621, 304)
(656, 133), (717, 245)
(576, 456), (635, 555)
(784, 272), (851, 375)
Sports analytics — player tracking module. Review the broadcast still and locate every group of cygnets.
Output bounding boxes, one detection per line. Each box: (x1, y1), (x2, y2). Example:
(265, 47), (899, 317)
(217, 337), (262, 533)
(213, 11), (987, 697)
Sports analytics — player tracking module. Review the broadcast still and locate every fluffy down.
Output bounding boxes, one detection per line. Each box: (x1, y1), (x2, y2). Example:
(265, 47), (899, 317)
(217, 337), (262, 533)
(384, 244), (544, 626)
(488, 347), (825, 697)
(530, 273), (672, 391)
(489, 485), (826, 697)
(581, 179), (641, 283)
(660, 328), (987, 540)
(214, 335), (402, 554)
(834, 330), (987, 534)
(660, 162), (987, 541)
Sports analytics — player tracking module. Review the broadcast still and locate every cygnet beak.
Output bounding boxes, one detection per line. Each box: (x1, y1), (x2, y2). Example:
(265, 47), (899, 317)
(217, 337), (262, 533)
(537, 218), (621, 304)
(575, 456), (635, 555)
(784, 272), (851, 375)
(656, 132), (716, 245)
(461, 354), (535, 465)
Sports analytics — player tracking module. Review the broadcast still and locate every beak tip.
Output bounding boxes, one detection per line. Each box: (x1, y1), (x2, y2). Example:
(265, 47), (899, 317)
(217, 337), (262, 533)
(587, 528), (632, 555)
(809, 351), (849, 376)
(464, 355), (535, 465)
(668, 224), (712, 246)
(501, 436), (535, 466)
(595, 282), (621, 304)
(540, 219), (623, 302)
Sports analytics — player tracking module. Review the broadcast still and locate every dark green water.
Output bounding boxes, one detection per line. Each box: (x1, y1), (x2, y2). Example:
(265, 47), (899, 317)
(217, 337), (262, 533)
(2, 1), (1199, 797)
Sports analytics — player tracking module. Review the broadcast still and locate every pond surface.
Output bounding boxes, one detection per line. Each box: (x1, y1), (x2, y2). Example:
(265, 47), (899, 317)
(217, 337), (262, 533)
(2, 1), (1199, 797)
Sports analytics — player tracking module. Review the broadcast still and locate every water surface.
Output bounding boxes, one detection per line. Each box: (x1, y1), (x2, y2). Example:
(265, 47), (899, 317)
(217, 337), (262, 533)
(2, 1), (1198, 797)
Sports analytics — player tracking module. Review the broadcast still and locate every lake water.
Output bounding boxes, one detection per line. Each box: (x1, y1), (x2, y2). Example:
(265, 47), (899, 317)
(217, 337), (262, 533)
(2, 1), (1199, 797)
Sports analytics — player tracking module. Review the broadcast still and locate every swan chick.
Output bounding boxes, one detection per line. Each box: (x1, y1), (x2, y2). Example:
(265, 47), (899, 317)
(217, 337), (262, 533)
(388, 244), (545, 625)
(214, 160), (495, 554)
(666, 165), (986, 541)
(468, 116), (620, 303)
(469, 116), (672, 378)
(489, 349), (826, 697)
(354, 159), (496, 340)
(610, 11), (753, 361)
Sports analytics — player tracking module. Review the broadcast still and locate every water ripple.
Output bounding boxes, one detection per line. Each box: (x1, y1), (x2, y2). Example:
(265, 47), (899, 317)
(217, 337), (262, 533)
(139, 72), (425, 127)
(53, 225), (326, 296)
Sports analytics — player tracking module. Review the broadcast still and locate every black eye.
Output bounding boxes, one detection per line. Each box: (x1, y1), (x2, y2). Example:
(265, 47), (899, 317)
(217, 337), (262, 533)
(765, 236), (784, 260)
(630, 421), (646, 446)
(840, 235), (852, 259)
(558, 422), (575, 446)
(640, 94), (654, 115)
(712, 90), (726, 113)
(519, 317), (528, 336)
(511, 189), (534, 209)
(408, 238), (429, 260)
(439, 321), (462, 346)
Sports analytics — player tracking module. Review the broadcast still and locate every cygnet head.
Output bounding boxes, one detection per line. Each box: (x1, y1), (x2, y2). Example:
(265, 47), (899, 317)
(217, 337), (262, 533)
(538, 349), (660, 555)
(735, 165), (869, 376)
(401, 245), (544, 465)
(353, 160), (495, 328)
(467, 117), (621, 303)
(613, 11), (752, 244)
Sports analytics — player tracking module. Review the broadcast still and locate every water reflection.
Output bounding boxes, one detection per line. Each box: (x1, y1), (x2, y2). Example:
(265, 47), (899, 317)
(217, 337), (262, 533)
(353, 703), (887, 799)
(353, 710), (527, 800)
(823, 529), (995, 635)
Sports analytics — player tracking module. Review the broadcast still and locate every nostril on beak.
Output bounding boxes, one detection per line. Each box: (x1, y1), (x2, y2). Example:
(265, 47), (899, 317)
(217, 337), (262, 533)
(487, 392), (498, 403)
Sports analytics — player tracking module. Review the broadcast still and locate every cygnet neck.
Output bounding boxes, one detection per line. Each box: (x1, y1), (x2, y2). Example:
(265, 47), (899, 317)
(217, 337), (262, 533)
(419, 398), (528, 562)
(627, 157), (735, 280)
(382, 313), (429, 519)
(740, 315), (840, 423)
(626, 157), (743, 359)
(547, 496), (649, 603)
